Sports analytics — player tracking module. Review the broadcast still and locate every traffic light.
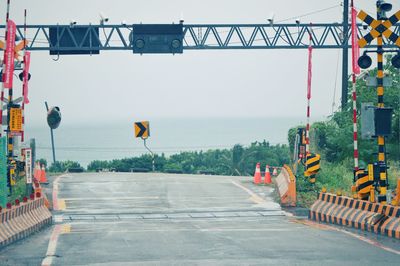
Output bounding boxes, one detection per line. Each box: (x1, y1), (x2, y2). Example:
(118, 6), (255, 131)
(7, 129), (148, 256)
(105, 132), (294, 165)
(47, 106), (61, 129)
(392, 53), (400, 69)
(131, 24), (184, 54)
(296, 128), (306, 160)
(358, 52), (372, 69)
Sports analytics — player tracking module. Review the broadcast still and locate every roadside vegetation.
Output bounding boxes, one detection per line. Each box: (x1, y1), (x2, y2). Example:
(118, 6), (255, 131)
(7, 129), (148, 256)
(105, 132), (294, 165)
(86, 141), (290, 176)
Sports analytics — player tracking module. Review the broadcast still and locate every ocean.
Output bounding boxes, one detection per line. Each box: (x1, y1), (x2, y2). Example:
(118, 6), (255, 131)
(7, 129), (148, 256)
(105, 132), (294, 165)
(25, 117), (309, 167)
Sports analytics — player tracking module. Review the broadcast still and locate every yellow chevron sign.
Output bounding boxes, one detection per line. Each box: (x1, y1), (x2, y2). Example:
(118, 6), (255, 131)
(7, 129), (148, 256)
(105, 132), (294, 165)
(357, 10), (400, 48)
(134, 121), (150, 139)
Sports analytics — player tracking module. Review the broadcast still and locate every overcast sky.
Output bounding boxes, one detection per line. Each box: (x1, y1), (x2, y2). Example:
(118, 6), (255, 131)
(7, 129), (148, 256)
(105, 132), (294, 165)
(1, 0), (399, 127)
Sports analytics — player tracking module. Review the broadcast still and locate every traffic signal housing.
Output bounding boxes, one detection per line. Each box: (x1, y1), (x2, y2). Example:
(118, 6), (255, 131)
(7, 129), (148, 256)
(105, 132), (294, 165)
(131, 24), (184, 54)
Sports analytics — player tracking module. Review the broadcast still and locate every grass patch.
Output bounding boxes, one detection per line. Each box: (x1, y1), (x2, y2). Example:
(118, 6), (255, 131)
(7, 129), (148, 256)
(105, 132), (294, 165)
(295, 160), (400, 208)
(8, 178), (28, 203)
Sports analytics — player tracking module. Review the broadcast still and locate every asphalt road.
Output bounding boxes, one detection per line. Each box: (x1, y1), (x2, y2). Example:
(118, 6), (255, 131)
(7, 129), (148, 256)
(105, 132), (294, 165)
(0, 172), (399, 265)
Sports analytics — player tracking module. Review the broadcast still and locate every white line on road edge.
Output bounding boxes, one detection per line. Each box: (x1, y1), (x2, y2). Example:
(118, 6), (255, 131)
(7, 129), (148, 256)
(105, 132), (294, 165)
(230, 180), (266, 204)
(41, 224), (71, 266)
(300, 220), (400, 256)
(52, 174), (70, 211)
(41, 225), (61, 266)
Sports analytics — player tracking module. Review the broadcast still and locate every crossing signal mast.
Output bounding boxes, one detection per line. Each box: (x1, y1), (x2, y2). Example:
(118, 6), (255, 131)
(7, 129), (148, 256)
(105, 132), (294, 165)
(353, 0), (400, 204)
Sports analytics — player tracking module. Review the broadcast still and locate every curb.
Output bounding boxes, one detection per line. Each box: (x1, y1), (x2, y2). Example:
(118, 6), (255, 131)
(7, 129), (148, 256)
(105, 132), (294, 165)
(0, 197), (52, 248)
(309, 192), (400, 239)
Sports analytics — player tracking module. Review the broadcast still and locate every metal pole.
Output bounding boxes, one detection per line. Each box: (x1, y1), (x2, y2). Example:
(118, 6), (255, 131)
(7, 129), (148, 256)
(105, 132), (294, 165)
(305, 27), (313, 157)
(342, 0), (350, 109)
(350, 0), (359, 172)
(50, 129), (56, 165)
(21, 9), (27, 143)
(45, 102), (56, 164)
(143, 138), (155, 172)
(376, 0), (387, 204)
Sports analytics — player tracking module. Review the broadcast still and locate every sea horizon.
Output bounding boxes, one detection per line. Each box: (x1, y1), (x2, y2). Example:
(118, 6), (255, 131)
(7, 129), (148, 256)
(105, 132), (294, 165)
(24, 116), (327, 167)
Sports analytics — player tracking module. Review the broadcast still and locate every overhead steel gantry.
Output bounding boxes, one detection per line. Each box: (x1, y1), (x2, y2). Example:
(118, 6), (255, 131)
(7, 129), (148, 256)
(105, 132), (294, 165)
(2, 23), (399, 51)
(1, 22), (399, 106)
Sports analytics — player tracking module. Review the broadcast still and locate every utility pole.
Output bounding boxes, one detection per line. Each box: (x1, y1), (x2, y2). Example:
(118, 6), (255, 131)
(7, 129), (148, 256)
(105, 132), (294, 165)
(143, 138), (155, 172)
(342, 0), (350, 109)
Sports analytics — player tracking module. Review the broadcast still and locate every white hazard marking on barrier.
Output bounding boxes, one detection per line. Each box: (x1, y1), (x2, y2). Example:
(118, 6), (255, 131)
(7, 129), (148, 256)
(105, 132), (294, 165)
(230, 180), (266, 204)
(41, 224), (71, 266)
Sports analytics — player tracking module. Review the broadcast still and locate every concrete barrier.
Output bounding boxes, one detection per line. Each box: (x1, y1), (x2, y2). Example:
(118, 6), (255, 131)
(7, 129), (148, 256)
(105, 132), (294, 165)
(0, 197), (52, 247)
(275, 165), (296, 207)
(309, 192), (400, 239)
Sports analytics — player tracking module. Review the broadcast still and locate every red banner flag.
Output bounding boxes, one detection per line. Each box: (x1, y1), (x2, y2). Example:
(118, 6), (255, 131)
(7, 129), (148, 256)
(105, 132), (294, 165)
(307, 44), (313, 99)
(351, 6), (361, 75)
(3, 20), (16, 89)
(23, 51), (31, 104)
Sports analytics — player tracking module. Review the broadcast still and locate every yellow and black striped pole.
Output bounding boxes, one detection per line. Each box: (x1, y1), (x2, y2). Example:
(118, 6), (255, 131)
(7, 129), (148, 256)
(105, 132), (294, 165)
(376, 31), (387, 204)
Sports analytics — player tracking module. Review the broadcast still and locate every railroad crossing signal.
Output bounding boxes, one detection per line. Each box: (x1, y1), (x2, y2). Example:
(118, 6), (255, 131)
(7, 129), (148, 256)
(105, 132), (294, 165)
(357, 10), (400, 48)
(134, 121), (150, 139)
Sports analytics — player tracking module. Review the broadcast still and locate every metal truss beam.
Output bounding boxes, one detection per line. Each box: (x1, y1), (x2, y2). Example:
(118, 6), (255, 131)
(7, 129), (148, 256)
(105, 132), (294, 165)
(1, 23), (400, 52)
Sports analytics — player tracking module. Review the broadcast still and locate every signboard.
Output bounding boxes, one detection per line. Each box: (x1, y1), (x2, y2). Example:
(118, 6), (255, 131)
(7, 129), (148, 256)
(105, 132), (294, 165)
(25, 149), (32, 184)
(3, 20), (16, 89)
(361, 103), (375, 140)
(134, 121), (150, 139)
(9, 107), (22, 132)
(49, 26), (101, 55)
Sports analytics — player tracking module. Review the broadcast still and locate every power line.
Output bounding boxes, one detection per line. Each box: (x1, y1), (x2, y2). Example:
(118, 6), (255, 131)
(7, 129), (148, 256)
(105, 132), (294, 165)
(275, 4), (341, 23)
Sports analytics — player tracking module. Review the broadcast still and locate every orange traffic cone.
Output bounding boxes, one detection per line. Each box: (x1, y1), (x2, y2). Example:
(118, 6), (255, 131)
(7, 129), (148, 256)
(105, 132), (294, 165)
(264, 165), (272, 184)
(272, 167), (278, 177)
(33, 162), (40, 182)
(40, 164), (48, 183)
(253, 163), (261, 184)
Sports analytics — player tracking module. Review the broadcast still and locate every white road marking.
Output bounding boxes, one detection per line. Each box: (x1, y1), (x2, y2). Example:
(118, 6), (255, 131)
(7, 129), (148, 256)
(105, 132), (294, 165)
(66, 227), (301, 234)
(230, 180), (266, 204)
(41, 224), (71, 266)
(299, 220), (400, 256)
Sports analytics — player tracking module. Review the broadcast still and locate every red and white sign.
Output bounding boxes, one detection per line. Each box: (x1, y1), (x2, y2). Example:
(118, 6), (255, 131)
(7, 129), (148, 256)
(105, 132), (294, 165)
(25, 148), (33, 184)
(23, 51), (31, 104)
(3, 20), (16, 89)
